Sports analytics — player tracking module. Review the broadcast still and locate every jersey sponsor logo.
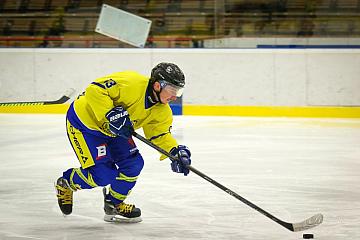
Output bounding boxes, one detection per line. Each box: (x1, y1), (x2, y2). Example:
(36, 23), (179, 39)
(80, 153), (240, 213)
(96, 144), (107, 160)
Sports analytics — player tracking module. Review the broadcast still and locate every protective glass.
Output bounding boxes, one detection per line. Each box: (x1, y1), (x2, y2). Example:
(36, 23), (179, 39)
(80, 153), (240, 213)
(159, 81), (184, 97)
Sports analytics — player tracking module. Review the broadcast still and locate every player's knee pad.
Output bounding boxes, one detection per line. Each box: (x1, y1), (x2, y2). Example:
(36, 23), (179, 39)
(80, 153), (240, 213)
(117, 152), (144, 178)
(87, 162), (119, 186)
(110, 153), (144, 198)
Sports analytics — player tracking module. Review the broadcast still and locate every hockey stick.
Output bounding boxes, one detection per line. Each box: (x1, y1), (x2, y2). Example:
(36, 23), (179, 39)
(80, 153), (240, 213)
(132, 131), (323, 232)
(0, 88), (76, 106)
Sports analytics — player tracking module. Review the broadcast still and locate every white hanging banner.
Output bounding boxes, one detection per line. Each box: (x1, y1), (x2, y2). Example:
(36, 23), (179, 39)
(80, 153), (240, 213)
(95, 4), (152, 48)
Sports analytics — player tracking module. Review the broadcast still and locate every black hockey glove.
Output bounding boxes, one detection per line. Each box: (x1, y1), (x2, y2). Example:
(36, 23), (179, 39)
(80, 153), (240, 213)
(170, 145), (191, 176)
(105, 106), (133, 138)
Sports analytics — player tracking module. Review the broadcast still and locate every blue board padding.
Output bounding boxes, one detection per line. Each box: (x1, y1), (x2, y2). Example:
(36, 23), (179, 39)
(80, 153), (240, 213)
(170, 103), (182, 115)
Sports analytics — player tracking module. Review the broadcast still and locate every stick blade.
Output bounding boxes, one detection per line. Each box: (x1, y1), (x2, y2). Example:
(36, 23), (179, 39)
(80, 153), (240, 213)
(44, 88), (76, 104)
(292, 213), (323, 232)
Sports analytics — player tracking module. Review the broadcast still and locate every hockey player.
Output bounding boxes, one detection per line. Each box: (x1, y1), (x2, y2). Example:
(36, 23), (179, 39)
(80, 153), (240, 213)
(55, 62), (191, 223)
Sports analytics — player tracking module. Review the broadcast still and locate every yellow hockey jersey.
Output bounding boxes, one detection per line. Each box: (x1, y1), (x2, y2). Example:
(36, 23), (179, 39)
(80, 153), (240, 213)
(73, 71), (178, 160)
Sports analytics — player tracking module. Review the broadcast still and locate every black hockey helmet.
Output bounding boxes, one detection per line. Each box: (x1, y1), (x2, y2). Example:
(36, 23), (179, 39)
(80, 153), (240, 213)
(150, 62), (185, 88)
(150, 62), (185, 98)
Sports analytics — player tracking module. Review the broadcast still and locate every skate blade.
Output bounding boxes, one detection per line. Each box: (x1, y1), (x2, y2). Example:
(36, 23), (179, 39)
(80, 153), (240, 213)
(104, 214), (142, 223)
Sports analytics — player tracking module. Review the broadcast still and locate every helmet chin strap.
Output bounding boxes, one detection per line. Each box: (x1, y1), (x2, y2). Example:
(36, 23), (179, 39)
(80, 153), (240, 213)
(148, 85), (163, 104)
(151, 81), (165, 104)
(155, 89), (163, 104)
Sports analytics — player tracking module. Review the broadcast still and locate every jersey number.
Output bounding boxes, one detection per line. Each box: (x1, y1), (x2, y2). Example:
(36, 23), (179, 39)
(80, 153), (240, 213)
(105, 79), (116, 88)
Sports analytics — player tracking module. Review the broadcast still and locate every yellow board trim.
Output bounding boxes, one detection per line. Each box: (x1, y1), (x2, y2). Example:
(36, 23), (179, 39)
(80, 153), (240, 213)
(1, 103), (360, 118)
(0, 104), (70, 114)
(183, 105), (360, 118)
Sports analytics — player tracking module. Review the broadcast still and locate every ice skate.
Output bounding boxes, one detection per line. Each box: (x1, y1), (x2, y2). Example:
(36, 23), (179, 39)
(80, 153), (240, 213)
(55, 177), (74, 215)
(103, 187), (142, 223)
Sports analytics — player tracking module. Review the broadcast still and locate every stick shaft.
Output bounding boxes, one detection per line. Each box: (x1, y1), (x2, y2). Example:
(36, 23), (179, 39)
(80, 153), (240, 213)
(132, 132), (294, 231)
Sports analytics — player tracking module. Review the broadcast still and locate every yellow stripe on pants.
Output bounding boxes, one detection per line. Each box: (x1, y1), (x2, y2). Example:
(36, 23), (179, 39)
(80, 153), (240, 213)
(66, 120), (95, 169)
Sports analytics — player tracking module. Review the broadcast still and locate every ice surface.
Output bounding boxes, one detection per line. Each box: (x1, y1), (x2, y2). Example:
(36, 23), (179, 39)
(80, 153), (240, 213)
(0, 114), (359, 240)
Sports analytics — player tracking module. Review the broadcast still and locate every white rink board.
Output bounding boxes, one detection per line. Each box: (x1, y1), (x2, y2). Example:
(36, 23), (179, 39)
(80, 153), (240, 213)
(0, 114), (360, 239)
(0, 49), (359, 106)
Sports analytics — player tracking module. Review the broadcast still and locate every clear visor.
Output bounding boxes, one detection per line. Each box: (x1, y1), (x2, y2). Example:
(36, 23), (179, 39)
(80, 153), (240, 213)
(159, 81), (184, 97)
